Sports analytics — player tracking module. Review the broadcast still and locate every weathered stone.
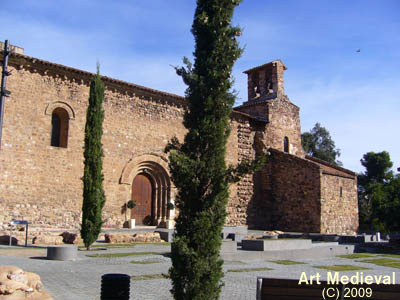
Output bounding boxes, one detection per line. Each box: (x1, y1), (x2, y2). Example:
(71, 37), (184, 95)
(245, 234), (263, 240)
(132, 232), (162, 243)
(60, 232), (83, 245)
(263, 230), (284, 236)
(32, 235), (64, 245)
(104, 233), (133, 244)
(0, 265), (53, 299)
(105, 232), (163, 244)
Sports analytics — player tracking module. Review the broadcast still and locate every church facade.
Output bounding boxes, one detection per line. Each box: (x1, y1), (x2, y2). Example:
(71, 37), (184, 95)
(0, 45), (359, 234)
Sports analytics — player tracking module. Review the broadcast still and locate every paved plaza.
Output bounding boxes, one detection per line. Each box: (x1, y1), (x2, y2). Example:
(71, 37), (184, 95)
(1, 243), (399, 300)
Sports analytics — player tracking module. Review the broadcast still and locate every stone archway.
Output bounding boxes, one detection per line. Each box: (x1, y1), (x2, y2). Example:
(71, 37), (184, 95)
(120, 154), (174, 227)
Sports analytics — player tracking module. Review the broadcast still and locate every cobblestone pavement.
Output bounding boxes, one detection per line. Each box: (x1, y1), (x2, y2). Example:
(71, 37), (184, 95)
(1, 244), (400, 300)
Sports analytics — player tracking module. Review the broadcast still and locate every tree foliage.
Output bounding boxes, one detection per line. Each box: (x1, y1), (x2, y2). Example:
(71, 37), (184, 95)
(81, 68), (106, 250)
(358, 151), (399, 232)
(359, 151), (393, 185)
(165, 1), (264, 299)
(301, 122), (341, 165)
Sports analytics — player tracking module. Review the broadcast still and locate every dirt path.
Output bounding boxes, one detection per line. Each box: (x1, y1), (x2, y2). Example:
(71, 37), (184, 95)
(0, 247), (47, 258)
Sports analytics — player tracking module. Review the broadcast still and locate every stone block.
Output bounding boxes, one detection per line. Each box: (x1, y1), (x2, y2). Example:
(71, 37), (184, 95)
(241, 239), (312, 251)
(32, 235), (64, 245)
(105, 232), (163, 244)
(0, 265), (54, 299)
(60, 232), (83, 244)
(132, 232), (162, 243)
(105, 233), (133, 244)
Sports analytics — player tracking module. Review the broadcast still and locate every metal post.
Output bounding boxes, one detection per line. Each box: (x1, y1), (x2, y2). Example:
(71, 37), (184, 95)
(9, 228), (12, 246)
(256, 277), (262, 300)
(0, 40), (11, 151)
(25, 223), (28, 247)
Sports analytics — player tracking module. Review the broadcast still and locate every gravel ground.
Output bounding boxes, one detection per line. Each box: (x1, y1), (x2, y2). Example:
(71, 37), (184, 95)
(1, 244), (399, 300)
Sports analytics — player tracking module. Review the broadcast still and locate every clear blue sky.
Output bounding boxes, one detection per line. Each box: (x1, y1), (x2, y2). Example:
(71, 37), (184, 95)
(1, 0), (399, 173)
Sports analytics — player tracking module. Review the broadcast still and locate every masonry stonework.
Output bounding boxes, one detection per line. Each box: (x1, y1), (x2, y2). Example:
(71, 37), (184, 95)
(0, 49), (359, 234)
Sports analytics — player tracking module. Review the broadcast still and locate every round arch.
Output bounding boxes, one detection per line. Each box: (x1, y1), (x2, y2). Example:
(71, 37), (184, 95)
(45, 101), (75, 120)
(120, 154), (174, 227)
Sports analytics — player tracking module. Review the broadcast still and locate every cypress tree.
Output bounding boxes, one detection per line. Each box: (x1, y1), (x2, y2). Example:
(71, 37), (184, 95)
(81, 66), (105, 250)
(166, 1), (263, 299)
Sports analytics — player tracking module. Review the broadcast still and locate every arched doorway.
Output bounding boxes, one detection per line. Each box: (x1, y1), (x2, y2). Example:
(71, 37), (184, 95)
(120, 154), (176, 228)
(131, 173), (154, 225)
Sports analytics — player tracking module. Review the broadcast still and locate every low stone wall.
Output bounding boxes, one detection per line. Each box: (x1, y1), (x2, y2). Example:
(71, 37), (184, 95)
(105, 232), (163, 243)
(0, 230), (83, 246)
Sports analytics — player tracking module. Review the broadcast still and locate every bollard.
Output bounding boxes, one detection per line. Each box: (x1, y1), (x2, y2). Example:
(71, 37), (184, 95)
(101, 273), (130, 300)
(47, 245), (77, 261)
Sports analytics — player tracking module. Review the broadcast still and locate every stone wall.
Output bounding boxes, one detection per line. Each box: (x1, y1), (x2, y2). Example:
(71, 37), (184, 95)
(308, 157), (359, 234)
(235, 96), (304, 157)
(265, 96), (304, 156)
(267, 149), (322, 232)
(225, 117), (261, 226)
(320, 173), (359, 234)
(0, 53), (257, 230)
(254, 150), (359, 234)
(0, 59), (90, 230)
(0, 54), (188, 230)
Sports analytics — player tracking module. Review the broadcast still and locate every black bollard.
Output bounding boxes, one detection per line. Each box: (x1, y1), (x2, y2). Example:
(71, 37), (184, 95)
(101, 273), (130, 300)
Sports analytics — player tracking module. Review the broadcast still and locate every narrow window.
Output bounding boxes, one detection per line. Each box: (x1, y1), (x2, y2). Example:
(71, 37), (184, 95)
(51, 107), (69, 148)
(340, 187), (343, 197)
(252, 72), (260, 98)
(283, 136), (289, 153)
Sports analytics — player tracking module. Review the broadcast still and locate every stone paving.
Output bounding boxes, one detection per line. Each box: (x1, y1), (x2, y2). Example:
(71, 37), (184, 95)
(1, 244), (400, 300)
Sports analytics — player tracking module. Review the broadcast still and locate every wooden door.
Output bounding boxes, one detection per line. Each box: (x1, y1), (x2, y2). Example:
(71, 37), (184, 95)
(131, 174), (153, 225)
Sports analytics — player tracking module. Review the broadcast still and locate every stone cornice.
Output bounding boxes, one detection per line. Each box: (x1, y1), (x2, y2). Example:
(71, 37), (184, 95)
(3, 52), (264, 123)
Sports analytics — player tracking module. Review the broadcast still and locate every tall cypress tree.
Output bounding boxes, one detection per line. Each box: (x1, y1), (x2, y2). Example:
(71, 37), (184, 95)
(166, 1), (261, 299)
(81, 66), (105, 250)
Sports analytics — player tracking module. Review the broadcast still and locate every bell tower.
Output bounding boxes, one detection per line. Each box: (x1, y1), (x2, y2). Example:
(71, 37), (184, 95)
(245, 60), (286, 103)
(235, 59), (304, 157)
(235, 60), (287, 121)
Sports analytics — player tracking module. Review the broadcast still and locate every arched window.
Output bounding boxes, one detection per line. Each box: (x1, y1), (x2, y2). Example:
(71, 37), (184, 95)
(283, 136), (289, 153)
(252, 72), (260, 98)
(51, 107), (69, 148)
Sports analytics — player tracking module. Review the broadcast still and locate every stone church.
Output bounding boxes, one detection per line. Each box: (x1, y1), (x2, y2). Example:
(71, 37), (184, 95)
(0, 45), (359, 234)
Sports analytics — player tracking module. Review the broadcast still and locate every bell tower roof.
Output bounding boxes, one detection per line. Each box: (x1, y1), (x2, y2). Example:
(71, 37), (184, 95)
(243, 59), (287, 102)
(243, 59), (287, 74)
